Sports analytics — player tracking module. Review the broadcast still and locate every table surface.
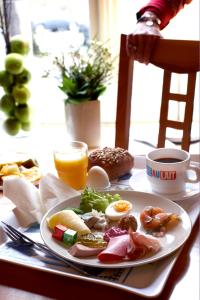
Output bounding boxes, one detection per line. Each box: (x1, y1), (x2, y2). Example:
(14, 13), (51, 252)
(0, 153), (199, 300)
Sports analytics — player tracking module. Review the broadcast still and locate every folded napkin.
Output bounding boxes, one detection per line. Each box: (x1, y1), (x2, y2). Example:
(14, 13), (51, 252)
(3, 173), (80, 226)
(39, 173), (80, 211)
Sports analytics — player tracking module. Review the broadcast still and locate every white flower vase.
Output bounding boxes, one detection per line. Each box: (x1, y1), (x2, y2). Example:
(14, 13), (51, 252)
(65, 100), (101, 148)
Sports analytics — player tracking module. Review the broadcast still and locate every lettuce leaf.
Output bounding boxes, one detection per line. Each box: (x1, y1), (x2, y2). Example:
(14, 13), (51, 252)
(80, 187), (121, 213)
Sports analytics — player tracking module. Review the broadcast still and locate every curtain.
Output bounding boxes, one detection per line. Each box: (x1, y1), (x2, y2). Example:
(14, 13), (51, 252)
(89, 0), (121, 57)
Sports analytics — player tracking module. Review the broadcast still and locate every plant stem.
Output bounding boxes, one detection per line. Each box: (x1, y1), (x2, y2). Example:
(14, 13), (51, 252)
(0, 0), (12, 54)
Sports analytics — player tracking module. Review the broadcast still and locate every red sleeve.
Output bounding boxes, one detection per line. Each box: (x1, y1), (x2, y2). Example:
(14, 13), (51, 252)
(137, 0), (192, 29)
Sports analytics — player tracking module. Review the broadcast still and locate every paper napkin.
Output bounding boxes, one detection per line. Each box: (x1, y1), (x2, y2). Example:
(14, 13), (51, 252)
(39, 173), (80, 211)
(3, 173), (80, 226)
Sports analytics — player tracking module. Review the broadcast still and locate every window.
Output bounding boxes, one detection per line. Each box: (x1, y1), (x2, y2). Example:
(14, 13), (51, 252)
(29, 0), (90, 124)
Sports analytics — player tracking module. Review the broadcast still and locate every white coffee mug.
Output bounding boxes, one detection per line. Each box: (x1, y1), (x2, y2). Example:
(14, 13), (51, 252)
(146, 148), (200, 194)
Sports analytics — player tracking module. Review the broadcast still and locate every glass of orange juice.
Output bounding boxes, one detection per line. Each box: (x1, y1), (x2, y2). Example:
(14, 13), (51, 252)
(53, 141), (88, 190)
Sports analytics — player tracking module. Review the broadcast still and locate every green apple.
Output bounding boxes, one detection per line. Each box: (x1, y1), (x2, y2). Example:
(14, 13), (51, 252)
(0, 94), (15, 115)
(3, 85), (13, 93)
(10, 35), (30, 55)
(5, 53), (24, 75)
(15, 68), (31, 84)
(21, 121), (32, 131)
(15, 103), (31, 123)
(3, 117), (21, 136)
(12, 84), (31, 104)
(0, 70), (14, 87)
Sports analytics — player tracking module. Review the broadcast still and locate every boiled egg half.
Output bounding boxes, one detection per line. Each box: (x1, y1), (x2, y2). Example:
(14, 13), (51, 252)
(105, 200), (133, 221)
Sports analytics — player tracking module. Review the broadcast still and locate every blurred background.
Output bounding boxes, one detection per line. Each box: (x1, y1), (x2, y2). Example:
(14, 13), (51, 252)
(0, 0), (199, 155)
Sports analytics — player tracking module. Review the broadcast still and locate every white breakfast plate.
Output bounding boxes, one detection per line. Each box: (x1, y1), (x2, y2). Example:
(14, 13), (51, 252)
(129, 170), (200, 202)
(40, 190), (191, 269)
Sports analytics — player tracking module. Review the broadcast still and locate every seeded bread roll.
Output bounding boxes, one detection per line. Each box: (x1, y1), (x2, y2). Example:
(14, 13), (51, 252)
(88, 147), (134, 180)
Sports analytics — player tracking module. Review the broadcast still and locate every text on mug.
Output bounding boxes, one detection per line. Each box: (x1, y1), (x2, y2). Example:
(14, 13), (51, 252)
(147, 165), (176, 180)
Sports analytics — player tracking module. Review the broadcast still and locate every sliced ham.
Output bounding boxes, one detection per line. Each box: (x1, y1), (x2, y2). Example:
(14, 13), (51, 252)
(127, 232), (161, 259)
(68, 243), (105, 257)
(98, 231), (161, 263)
(131, 232), (161, 252)
(98, 234), (130, 262)
(127, 242), (147, 260)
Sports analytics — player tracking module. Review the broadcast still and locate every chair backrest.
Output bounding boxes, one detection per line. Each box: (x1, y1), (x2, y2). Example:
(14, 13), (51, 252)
(115, 34), (200, 151)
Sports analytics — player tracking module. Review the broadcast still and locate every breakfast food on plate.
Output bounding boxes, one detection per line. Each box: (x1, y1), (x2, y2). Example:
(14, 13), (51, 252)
(98, 232), (161, 262)
(105, 200), (133, 221)
(18, 166), (41, 182)
(68, 243), (105, 257)
(46, 188), (183, 262)
(53, 225), (77, 246)
(0, 152), (38, 168)
(103, 226), (128, 242)
(79, 187), (121, 213)
(118, 215), (138, 232)
(47, 210), (91, 235)
(88, 147), (134, 180)
(80, 210), (107, 231)
(140, 206), (181, 237)
(127, 232), (161, 260)
(0, 154), (41, 185)
(98, 234), (130, 262)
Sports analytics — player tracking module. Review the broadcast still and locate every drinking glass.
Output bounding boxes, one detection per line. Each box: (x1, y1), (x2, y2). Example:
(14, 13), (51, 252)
(54, 141), (88, 190)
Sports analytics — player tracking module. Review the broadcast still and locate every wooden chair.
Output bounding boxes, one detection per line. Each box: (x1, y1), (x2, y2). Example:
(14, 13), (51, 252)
(115, 34), (200, 151)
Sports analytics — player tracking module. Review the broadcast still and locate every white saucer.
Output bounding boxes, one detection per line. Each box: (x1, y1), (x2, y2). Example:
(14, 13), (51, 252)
(129, 169), (200, 201)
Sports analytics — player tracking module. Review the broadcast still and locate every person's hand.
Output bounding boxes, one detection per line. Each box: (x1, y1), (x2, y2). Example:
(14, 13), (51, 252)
(126, 19), (162, 65)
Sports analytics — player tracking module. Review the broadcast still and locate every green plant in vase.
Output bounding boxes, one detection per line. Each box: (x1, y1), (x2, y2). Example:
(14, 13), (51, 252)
(54, 40), (114, 148)
(54, 40), (113, 104)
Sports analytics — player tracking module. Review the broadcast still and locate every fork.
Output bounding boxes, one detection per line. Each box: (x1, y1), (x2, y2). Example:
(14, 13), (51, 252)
(1, 221), (91, 276)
